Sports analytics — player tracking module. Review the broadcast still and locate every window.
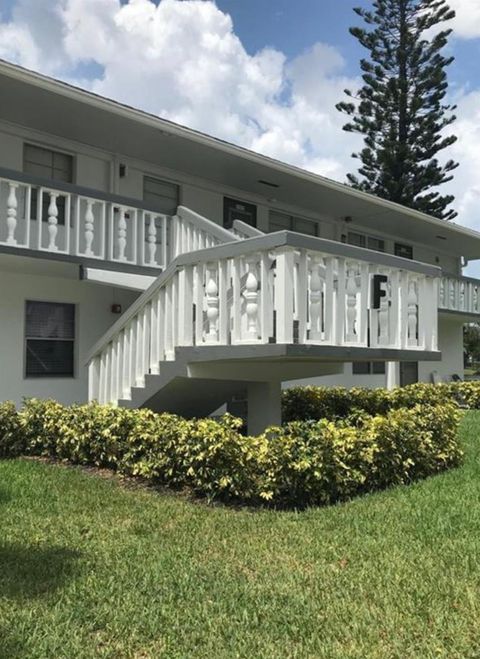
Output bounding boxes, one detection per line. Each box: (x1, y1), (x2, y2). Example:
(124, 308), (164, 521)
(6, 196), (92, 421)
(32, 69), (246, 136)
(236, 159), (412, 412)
(352, 361), (386, 375)
(347, 231), (385, 252)
(24, 144), (74, 225)
(143, 176), (180, 215)
(269, 210), (318, 237)
(25, 301), (75, 378)
(224, 197), (257, 229)
(395, 242), (413, 260)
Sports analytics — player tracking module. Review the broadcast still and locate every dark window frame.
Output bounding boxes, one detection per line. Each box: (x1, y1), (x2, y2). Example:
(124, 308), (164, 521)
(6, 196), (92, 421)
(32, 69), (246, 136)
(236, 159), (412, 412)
(24, 300), (76, 379)
(394, 242), (414, 260)
(223, 197), (257, 229)
(352, 361), (386, 376)
(269, 209), (319, 237)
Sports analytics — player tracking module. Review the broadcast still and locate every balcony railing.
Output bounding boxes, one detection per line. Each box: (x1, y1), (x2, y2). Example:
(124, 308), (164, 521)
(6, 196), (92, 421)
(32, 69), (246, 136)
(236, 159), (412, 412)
(439, 274), (480, 315)
(0, 169), (237, 270)
(87, 231), (440, 404)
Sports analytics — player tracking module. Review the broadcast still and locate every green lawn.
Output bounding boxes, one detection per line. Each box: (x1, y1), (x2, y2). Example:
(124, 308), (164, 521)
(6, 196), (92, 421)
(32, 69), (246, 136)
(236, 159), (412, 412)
(1, 414), (480, 658)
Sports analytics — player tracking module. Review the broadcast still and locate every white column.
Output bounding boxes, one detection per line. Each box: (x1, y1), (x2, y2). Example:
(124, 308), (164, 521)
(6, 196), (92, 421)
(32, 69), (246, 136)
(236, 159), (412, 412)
(243, 256), (259, 341)
(117, 206), (127, 261)
(6, 182), (18, 245)
(148, 215), (157, 265)
(47, 192), (59, 251)
(84, 199), (95, 256)
(247, 381), (282, 435)
(385, 361), (400, 390)
(205, 264), (219, 344)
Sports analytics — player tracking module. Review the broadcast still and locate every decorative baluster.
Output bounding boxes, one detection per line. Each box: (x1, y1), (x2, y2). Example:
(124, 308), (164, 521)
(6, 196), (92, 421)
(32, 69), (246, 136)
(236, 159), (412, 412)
(148, 215), (157, 265)
(84, 200), (95, 256)
(117, 206), (127, 261)
(6, 182), (18, 245)
(439, 278), (445, 308)
(47, 192), (59, 251)
(408, 279), (418, 346)
(378, 271), (390, 345)
(205, 264), (219, 343)
(449, 279), (455, 309)
(346, 265), (358, 342)
(243, 256), (259, 340)
(309, 256), (323, 341)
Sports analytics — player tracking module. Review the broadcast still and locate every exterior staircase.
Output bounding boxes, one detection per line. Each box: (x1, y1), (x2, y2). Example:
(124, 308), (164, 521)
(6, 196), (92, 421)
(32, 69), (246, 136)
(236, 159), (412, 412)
(87, 207), (441, 432)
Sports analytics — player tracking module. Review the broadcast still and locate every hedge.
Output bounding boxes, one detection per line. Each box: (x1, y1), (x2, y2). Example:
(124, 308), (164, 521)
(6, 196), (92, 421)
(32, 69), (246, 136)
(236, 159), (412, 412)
(0, 390), (463, 507)
(282, 381), (475, 423)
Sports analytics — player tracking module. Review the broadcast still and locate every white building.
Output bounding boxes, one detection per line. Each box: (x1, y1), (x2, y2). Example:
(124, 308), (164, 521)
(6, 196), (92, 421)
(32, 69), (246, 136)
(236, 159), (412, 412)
(0, 59), (478, 432)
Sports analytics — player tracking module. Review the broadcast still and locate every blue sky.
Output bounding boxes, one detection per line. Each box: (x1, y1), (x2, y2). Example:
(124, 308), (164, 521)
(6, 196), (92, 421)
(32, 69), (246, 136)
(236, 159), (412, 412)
(0, 0), (480, 258)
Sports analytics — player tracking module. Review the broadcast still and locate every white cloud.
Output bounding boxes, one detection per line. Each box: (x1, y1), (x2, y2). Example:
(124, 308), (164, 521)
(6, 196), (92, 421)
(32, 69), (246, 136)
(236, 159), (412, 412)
(0, 0), (360, 179)
(0, 0), (478, 242)
(449, 0), (480, 39)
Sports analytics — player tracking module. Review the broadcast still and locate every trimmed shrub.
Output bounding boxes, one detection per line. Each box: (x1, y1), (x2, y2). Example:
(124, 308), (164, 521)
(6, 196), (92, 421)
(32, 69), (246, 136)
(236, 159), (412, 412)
(283, 382), (458, 423)
(0, 402), (22, 458)
(0, 395), (462, 507)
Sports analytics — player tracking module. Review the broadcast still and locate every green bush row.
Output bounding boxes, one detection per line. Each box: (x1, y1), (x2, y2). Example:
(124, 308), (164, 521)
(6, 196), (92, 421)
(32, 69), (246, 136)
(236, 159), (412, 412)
(282, 381), (480, 423)
(0, 395), (462, 507)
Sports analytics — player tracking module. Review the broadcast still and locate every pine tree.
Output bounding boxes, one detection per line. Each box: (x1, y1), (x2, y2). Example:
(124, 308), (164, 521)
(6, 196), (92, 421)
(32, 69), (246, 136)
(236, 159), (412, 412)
(336, 0), (458, 220)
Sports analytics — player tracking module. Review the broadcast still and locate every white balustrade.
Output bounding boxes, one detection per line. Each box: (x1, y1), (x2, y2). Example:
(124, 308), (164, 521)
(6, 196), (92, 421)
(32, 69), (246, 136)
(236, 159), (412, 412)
(438, 274), (480, 315)
(0, 174), (207, 269)
(88, 237), (440, 405)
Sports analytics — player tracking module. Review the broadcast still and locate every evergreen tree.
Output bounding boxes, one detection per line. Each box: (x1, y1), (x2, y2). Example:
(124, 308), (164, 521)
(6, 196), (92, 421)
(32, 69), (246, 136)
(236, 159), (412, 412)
(337, 0), (458, 220)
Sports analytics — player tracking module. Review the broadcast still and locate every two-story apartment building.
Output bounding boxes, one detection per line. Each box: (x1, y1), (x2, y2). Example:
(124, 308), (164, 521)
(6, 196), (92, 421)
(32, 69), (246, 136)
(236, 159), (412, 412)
(0, 59), (478, 431)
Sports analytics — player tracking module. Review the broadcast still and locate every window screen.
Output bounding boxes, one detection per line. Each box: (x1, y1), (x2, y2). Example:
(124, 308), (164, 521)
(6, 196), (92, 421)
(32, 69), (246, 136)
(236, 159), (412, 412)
(269, 211), (318, 237)
(352, 361), (386, 375)
(25, 301), (75, 378)
(347, 231), (385, 252)
(144, 176), (180, 215)
(352, 361), (371, 375)
(395, 243), (413, 260)
(24, 144), (73, 225)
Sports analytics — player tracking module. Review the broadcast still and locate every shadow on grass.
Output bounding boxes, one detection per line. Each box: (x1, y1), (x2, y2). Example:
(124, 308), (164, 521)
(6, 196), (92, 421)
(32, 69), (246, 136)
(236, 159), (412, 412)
(0, 543), (81, 600)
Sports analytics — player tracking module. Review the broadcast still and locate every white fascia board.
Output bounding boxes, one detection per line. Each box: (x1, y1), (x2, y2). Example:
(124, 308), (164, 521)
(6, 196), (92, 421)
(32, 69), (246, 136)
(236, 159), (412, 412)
(82, 267), (156, 291)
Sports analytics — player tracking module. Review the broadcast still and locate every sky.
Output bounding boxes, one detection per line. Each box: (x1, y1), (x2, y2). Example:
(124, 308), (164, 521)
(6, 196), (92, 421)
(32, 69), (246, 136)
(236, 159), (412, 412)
(0, 0), (480, 269)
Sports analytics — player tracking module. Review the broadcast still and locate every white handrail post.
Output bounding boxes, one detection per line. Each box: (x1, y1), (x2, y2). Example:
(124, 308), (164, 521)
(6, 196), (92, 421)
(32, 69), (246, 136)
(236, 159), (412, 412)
(275, 248), (294, 344)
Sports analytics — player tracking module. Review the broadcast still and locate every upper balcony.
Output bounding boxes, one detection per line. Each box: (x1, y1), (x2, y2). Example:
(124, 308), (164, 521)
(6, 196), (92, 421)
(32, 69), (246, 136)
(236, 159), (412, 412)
(0, 167), (237, 275)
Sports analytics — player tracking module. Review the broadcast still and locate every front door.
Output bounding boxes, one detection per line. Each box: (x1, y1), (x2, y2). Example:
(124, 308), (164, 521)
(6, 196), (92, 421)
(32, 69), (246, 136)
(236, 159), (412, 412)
(400, 361), (418, 386)
(223, 197), (257, 229)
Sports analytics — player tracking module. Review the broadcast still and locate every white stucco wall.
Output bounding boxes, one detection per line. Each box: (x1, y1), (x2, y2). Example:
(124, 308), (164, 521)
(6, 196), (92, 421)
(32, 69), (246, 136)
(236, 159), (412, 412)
(0, 119), (461, 273)
(0, 262), (138, 406)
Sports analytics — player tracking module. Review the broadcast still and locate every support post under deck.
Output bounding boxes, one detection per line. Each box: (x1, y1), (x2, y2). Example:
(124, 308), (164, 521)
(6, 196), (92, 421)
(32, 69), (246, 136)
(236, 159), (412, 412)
(247, 381), (282, 435)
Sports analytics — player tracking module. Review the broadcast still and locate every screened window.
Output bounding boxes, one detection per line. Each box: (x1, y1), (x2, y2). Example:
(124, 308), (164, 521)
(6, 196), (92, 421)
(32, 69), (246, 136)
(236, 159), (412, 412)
(347, 231), (385, 252)
(352, 362), (386, 375)
(25, 301), (75, 378)
(144, 176), (180, 215)
(269, 211), (318, 237)
(24, 144), (73, 225)
(395, 242), (413, 260)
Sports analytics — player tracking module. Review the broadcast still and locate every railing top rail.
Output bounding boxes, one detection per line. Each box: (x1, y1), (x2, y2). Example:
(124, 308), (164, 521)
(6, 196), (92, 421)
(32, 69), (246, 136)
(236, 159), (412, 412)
(173, 231), (441, 277)
(176, 206), (240, 244)
(232, 219), (265, 238)
(87, 230), (441, 363)
(0, 165), (169, 215)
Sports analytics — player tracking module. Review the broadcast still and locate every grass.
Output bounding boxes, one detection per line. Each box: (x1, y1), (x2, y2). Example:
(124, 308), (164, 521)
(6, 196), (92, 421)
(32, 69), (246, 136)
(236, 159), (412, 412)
(1, 414), (480, 658)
